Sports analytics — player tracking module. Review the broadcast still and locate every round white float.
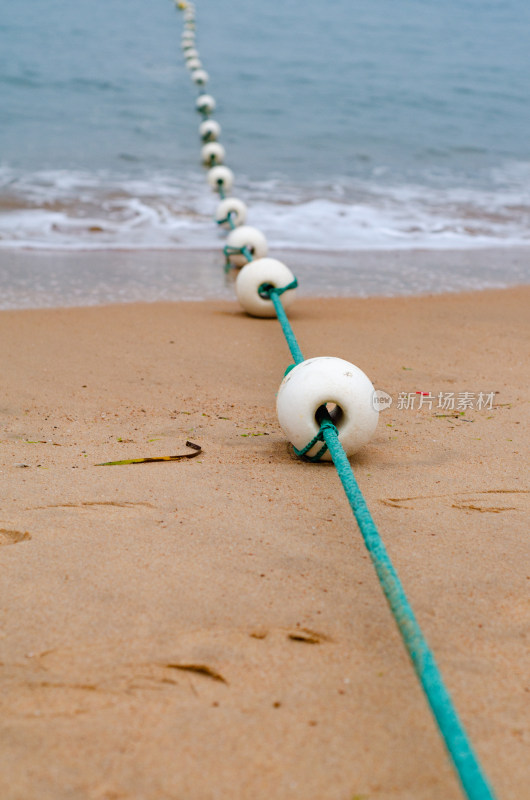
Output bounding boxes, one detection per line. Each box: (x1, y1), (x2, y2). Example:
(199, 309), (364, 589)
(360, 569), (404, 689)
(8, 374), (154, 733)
(215, 197), (247, 228)
(196, 94), (216, 114)
(186, 57), (202, 71)
(192, 69), (209, 86)
(199, 119), (221, 142)
(236, 258), (296, 317)
(184, 48), (199, 60)
(207, 165), (234, 192)
(225, 225), (268, 267)
(276, 357), (379, 460)
(201, 142), (225, 166)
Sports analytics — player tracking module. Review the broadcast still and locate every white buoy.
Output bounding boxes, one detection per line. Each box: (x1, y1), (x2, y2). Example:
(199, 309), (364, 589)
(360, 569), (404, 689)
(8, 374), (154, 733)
(186, 57), (202, 71)
(201, 142), (225, 166)
(215, 197), (247, 228)
(225, 226), (268, 267)
(181, 40), (195, 51)
(196, 94), (216, 115)
(184, 48), (199, 60)
(276, 357), (379, 460)
(191, 69), (209, 86)
(236, 258), (296, 317)
(207, 165), (234, 192)
(199, 119), (221, 142)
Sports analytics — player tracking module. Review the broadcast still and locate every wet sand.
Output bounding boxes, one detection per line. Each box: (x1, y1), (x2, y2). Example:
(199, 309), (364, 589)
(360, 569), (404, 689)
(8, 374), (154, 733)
(0, 245), (529, 309)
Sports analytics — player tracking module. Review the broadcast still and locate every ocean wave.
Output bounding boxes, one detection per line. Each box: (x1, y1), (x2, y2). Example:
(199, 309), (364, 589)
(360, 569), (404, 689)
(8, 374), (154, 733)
(0, 165), (529, 252)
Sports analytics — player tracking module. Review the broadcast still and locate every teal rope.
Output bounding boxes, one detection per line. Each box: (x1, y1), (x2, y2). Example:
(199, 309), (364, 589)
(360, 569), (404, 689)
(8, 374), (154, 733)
(267, 284), (496, 800)
(293, 417), (336, 461)
(223, 244), (254, 271)
(217, 211), (237, 230)
(321, 421), (496, 800)
(260, 278), (298, 297)
(267, 288), (304, 366)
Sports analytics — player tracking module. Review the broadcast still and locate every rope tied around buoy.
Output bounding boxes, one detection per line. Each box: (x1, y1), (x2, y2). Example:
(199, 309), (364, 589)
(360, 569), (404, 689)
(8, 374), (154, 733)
(223, 244), (254, 270)
(223, 244), (253, 259)
(293, 416), (338, 462)
(216, 210), (237, 229)
(258, 278), (298, 298)
(173, 4), (497, 798)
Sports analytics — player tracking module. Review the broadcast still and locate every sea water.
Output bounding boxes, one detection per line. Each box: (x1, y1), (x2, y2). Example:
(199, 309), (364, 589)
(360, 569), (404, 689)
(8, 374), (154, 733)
(1, 0), (529, 302)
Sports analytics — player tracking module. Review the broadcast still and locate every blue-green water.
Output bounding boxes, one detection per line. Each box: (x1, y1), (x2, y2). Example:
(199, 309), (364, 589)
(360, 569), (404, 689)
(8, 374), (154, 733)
(1, 0), (529, 276)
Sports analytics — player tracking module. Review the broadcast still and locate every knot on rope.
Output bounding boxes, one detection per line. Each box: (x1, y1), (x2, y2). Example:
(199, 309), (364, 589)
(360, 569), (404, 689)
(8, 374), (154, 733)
(216, 211), (236, 230)
(258, 278), (299, 299)
(223, 244), (254, 271)
(293, 418), (338, 462)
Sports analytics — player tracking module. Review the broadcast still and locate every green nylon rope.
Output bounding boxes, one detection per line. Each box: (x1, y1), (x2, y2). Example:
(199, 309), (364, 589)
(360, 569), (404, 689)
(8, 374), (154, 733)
(217, 210), (237, 230)
(268, 289), (496, 800)
(267, 288), (305, 366)
(293, 416), (336, 462)
(322, 421), (496, 800)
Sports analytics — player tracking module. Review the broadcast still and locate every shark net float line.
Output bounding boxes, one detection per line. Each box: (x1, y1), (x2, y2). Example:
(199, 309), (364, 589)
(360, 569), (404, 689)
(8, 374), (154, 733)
(172, 3), (497, 798)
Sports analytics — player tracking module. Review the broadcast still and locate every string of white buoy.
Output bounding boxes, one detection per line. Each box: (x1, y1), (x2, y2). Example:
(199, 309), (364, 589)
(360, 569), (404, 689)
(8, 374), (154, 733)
(171, 4), (497, 799)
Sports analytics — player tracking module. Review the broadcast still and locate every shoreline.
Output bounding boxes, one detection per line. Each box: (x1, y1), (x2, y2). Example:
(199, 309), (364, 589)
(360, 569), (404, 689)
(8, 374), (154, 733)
(1, 287), (528, 799)
(0, 245), (529, 310)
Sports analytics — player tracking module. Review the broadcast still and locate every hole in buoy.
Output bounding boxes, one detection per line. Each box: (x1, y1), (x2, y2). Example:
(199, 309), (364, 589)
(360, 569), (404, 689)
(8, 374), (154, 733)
(316, 403), (344, 428)
(258, 282), (274, 299)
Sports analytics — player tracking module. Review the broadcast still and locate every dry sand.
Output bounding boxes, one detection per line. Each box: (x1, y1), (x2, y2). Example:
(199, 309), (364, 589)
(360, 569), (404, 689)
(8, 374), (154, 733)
(0, 286), (528, 800)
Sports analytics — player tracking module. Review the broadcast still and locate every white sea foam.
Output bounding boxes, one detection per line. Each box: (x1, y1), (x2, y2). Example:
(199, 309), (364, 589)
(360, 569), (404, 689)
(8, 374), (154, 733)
(0, 165), (529, 252)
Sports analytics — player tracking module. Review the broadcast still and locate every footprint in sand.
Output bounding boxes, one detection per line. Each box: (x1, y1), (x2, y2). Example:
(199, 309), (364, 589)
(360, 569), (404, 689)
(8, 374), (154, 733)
(29, 501), (155, 519)
(379, 488), (528, 513)
(1, 625), (337, 718)
(0, 529), (31, 546)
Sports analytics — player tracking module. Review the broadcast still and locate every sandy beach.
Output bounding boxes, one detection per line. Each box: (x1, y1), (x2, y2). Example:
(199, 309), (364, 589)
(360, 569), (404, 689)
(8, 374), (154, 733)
(0, 283), (528, 800)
